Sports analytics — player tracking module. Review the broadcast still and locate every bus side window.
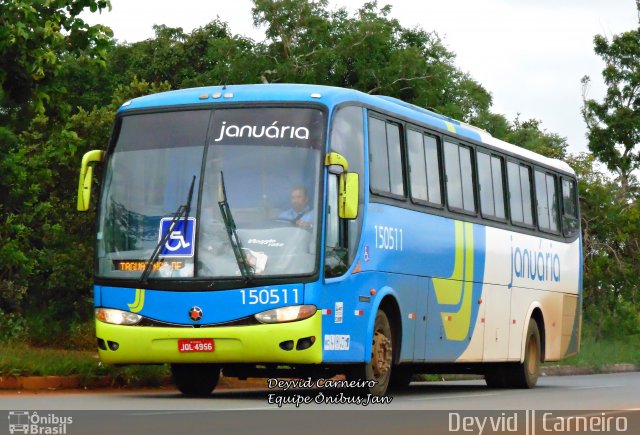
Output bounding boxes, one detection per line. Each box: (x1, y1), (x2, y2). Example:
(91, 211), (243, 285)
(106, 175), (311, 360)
(535, 170), (559, 233)
(408, 129), (442, 206)
(444, 141), (475, 213)
(324, 174), (347, 277)
(477, 152), (505, 220)
(561, 178), (579, 237)
(326, 106), (365, 277)
(508, 161), (534, 227)
(369, 117), (404, 197)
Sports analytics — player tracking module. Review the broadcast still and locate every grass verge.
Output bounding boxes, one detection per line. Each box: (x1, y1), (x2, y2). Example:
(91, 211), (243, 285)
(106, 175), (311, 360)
(546, 333), (640, 369)
(0, 343), (170, 387)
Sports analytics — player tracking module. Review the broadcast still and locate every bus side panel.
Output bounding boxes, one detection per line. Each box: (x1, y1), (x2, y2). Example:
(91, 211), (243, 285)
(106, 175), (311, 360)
(310, 272), (420, 364)
(362, 207), (488, 363)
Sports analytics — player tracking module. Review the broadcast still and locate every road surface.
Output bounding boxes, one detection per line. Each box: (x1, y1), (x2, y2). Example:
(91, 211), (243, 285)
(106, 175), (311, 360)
(2, 373), (638, 435)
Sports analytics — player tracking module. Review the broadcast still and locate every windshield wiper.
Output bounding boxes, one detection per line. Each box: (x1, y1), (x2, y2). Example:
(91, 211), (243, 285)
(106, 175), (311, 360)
(217, 171), (254, 281)
(140, 175), (196, 285)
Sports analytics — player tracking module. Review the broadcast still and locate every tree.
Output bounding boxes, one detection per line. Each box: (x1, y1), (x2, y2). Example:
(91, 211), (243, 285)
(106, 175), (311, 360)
(251, 0), (492, 120)
(0, 0), (113, 341)
(569, 153), (640, 339)
(581, 10), (640, 194)
(0, 0), (113, 128)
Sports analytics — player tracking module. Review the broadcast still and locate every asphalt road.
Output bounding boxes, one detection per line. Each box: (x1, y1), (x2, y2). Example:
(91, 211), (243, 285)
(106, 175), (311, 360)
(2, 373), (639, 435)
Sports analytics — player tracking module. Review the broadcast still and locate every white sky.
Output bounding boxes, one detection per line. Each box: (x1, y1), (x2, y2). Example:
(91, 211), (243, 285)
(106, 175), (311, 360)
(82, 0), (638, 154)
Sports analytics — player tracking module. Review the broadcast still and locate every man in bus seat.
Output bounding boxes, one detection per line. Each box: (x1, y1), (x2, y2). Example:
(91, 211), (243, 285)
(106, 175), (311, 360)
(278, 185), (314, 230)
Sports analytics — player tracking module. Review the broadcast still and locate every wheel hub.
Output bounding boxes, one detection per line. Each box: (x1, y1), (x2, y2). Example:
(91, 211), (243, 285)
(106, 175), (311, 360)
(371, 330), (392, 379)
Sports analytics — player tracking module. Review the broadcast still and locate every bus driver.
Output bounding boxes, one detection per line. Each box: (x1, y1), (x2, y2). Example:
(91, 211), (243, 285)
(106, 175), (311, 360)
(278, 186), (314, 230)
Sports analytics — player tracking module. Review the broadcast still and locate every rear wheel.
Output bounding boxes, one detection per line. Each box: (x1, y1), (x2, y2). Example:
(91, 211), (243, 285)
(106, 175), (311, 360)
(484, 365), (508, 388)
(506, 320), (541, 388)
(171, 363), (220, 397)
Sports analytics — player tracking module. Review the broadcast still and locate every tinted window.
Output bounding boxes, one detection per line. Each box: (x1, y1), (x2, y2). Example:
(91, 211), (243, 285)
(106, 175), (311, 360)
(562, 178), (579, 237)
(444, 141), (462, 209)
(330, 106), (365, 267)
(386, 123), (404, 195)
(478, 152), (495, 216)
(507, 162), (523, 223)
(445, 141), (475, 213)
(369, 118), (404, 196)
(547, 174), (559, 232)
(520, 165), (533, 225)
(478, 152), (506, 220)
(491, 156), (506, 219)
(535, 170), (550, 230)
(369, 118), (388, 193)
(425, 136), (442, 204)
(460, 147), (475, 212)
(408, 130), (442, 205)
(408, 130), (428, 201)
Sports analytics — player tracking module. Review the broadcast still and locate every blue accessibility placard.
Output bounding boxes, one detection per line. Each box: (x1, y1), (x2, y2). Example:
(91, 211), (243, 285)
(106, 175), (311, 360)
(159, 217), (196, 257)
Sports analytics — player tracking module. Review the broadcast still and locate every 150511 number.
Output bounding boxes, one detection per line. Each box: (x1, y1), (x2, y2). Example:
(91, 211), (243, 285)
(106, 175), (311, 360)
(240, 288), (300, 305)
(374, 225), (403, 251)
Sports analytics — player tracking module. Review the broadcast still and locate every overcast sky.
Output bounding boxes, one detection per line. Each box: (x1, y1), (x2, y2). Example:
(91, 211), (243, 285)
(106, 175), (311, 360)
(82, 0), (638, 154)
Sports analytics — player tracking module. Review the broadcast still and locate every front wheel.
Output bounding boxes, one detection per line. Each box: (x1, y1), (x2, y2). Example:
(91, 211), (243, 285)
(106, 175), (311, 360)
(171, 363), (220, 397)
(348, 310), (394, 396)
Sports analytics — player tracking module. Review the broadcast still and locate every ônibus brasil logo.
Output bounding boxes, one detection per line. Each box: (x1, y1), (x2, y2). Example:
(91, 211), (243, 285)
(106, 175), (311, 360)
(8, 411), (73, 434)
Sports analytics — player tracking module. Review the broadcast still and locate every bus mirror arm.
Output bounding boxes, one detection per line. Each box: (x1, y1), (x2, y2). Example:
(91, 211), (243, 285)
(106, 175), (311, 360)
(325, 152), (348, 174)
(77, 150), (105, 211)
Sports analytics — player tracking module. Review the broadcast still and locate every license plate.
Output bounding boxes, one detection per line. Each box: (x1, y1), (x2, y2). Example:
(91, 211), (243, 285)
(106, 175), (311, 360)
(178, 338), (214, 353)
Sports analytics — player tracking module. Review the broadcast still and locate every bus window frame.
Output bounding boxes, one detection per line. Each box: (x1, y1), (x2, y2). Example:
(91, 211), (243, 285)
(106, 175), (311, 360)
(506, 158), (536, 230)
(476, 150), (508, 224)
(533, 166), (562, 236)
(367, 113), (407, 202)
(560, 176), (580, 238)
(406, 125), (445, 210)
(443, 137), (478, 217)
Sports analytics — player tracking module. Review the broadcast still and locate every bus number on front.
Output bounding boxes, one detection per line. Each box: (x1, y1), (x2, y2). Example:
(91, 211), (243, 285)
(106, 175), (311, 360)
(374, 225), (403, 251)
(240, 288), (299, 305)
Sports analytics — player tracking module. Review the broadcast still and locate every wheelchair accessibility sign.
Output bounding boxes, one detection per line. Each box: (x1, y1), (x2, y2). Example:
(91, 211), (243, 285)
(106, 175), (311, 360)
(159, 217), (196, 257)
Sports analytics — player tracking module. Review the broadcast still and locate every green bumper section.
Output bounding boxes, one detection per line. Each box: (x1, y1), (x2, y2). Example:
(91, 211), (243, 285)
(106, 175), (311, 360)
(96, 312), (323, 365)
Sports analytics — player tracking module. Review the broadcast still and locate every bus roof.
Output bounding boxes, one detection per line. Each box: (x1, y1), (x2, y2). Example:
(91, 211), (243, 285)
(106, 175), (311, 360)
(120, 83), (574, 175)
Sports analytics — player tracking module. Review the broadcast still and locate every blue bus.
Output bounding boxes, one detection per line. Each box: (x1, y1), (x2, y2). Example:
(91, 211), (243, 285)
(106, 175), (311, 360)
(78, 84), (582, 396)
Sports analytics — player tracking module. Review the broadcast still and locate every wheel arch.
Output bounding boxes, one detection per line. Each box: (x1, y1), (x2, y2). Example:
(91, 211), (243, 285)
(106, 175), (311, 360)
(366, 288), (402, 364)
(521, 304), (546, 363)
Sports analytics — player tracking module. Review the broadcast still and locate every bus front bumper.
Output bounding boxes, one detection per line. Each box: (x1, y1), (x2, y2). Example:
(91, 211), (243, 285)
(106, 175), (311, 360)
(96, 312), (322, 365)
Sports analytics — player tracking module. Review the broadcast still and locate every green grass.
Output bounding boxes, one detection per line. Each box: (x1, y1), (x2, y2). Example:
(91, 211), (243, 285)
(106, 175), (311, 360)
(0, 343), (170, 387)
(548, 334), (640, 369)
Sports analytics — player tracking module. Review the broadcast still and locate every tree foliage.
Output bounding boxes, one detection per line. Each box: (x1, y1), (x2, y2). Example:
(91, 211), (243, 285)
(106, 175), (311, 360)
(582, 24), (640, 193)
(0, 0), (113, 128)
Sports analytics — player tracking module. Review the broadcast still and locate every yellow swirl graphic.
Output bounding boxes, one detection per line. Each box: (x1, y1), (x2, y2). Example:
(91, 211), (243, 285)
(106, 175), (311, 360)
(433, 221), (474, 341)
(127, 288), (145, 313)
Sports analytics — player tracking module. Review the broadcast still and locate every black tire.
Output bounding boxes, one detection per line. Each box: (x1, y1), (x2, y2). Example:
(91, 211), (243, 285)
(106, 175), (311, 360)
(349, 310), (394, 396)
(389, 365), (413, 391)
(171, 363), (220, 397)
(484, 365), (508, 388)
(506, 320), (541, 388)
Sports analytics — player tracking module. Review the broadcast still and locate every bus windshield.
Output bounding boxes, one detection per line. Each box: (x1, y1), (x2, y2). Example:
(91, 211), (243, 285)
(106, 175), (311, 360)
(97, 107), (324, 281)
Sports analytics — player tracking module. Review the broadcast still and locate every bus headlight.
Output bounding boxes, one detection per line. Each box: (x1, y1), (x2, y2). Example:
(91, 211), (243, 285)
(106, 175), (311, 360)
(96, 308), (142, 325)
(254, 305), (317, 324)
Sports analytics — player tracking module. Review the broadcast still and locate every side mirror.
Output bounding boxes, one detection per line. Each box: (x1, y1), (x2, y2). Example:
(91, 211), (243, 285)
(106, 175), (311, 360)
(77, 150), (105, 211)
(339, 172), (359, 219)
